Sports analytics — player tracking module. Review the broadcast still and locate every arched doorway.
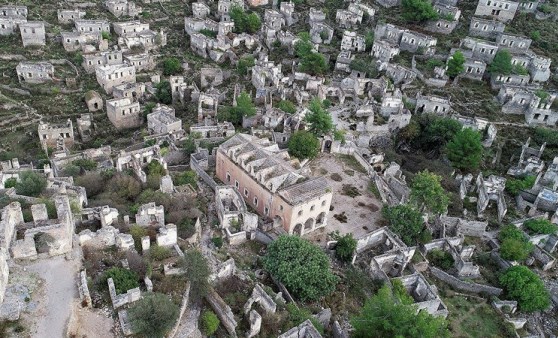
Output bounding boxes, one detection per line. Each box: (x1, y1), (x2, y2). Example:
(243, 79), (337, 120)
(316, 212), (326, 226)
(304, 218), (315, 231)
(293, 223), (303, 236)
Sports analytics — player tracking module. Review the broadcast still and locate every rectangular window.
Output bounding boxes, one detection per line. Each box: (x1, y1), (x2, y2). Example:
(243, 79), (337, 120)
(254, 197), (258, 206)
(264, 207), (269, 215)
(244, 188), (249, 197)
(235, 180), (239, 189)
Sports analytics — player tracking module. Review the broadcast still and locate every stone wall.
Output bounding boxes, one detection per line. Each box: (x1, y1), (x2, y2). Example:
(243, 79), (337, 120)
(206, 288), (238, 336)
(77, 270), (92, 307)
(108, 277), (141, 309)
(430, 266), (502, 296)
(190, 151), (217, 190)
(168, 282), (191, 338)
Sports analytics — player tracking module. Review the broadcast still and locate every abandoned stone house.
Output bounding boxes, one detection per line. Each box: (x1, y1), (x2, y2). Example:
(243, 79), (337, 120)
(340, 31), (366, 52)
(400, 31), (437, 55)
(198, 92), (220, 124)
(454, 115), (498, 147)
(334, 51), (354, 72)
(113, 82), (145, 101)
(383, 63), (417, 85)
(217, 0), (244, 17)
(460, 37), (498, 63)
(422, 236), (480, 277)
(280, 1), (296, 25)
(0, 5), (27, 35)
(215, 186), (258, 244)
(135, 203), (165, 227)
(451, 49), (487, 80)
(472, 174), (507, 222)
(82, 50), (123, 73)
(498, 85), (558, 126)
(147, 104), (183, 135)
(215, 134), (333, 235)
(57, 9), (86, 24)
(112, 21), (149, 36)
(76, 113), (94, 142)
(508, 138), (546, 177)
(60, 31), (100, 52)
(75, 19), (111, 35)
(38, 120), (74, 153)
(264, 9), (285, 31)
(124, 53), (155, 72)
(371, 40), (400, 62)
(526, 52), (552, 83)
(19, 21), (45, 47)
(415, 93), (451, 115)
(425, 4), (460, 34)
(85, 90), (103, 112)
(106, 97), (142, 130)
(106, 0), (141, 18)
(308, 7), (326, 23)
(474, 0), (519, 22)
(335, 5), (363, 28)
(116, 145), (166, 183)
(496, 33), (531, 53)
(16, 61), (54, 84)
(490, 73), (530, 89)
(309, 21), (334, 44)
(190, 121), (236, 139)
(395, 273), (449, 318)
(95, 63), (136, 94)
(469, 17), (506, 39)
(251, 56), (282, 93)
(192, 2), (211, 19)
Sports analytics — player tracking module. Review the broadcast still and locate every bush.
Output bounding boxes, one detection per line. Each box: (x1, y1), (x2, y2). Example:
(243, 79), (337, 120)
(237, 56), (255, 76)
(72, 158), (97, 171)
(498, 225), (533, 261)
(287, 131), (320, 160)
(445, 128), (483, 172)
(101, 267), (139, 294)
(15, 171), (47, 197)
(286, 303), (324, 334)
(174, 170), (197, 188)
(332, 232), (357, 263)
(178, 218), (196, 238)
(212, 236), (223, 248)
(489, 50), (513, 75)
(505, 175), (536, 196)
(149, 244), (172, 261)
(427, 249), (454, 270)
(263, 235), (338, 301)
(524, 219), (557, 235)
(129, 292), (179, 337)
(147, 160), (166, 176)
(276, 100), (297, 114)
(383, 204), (427, 246)
(201, 310), (220, 335)
(162, 57), (181, 76)
(402, 0), (439, 22)
(500, 266), (550, 312)
(155, 81), (172, 104)
(177, 250), (210, 300)
(4, 177), (17, 189)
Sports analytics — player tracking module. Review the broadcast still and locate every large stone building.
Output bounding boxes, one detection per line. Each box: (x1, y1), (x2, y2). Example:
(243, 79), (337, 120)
(37, 120), (75, 152)
(95, 63), (136, 94)
(215, 134), (333, 235)
(19, 21), (46, 47)
(106, 97), (142, 130)
(16, 61), (54, 83)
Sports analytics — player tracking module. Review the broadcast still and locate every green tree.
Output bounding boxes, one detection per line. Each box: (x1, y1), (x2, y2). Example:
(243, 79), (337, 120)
(401, 0), (439, 23)
(277, 100), (297, 114)
(505, 175), (536, 195)
(382, 204), (426, 246)
(230, 6), (261, 33)
(201, 310), (220, 335)
(499, 266), (550, 312)
(222, 91), (257, 125)
(410, 170), (449, 215)
(524, 218), (557, 235)
(15, 171), (47, 197)
(128, 292), (179, 337)
(262, 235), (338, 301)
(183, 137), (197, 159)
(305, 99), (333, 136)
(299, 52), (328, 75)
(413, 114), (462, 152)
(294, 32), (313, 58)
(498, 225), (533, 261)
(351, 284), (449, 338)
(4, 177), (17, 189)
(237, 55), (255, 76)
(446, 128), (483, 171)
(427, 249), (455, 270)
(101, 267), (139, 294)
(155, 81), (172, 104)
(446, 51), (465, 78)
(489, 50), (513, 75)
(162, 57), (181, 76)
(287, 131), (320, 159)
(177, 250), (210, 300)
(146, 160), (166, 177)
(246, 13), (261, 33)
(332, 232), (357, 263)
(174, 170), (197, 188)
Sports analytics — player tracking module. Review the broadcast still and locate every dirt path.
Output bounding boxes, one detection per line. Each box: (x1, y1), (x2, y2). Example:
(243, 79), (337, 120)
(67, 300), (115, 338)
(26, 256), (80, 338)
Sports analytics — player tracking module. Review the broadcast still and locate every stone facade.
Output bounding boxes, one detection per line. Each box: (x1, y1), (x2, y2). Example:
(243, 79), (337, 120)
(16, 61), (54, 84)
(83, 50), (123, 73)
(106, 97), (142, 130)
(57, 9), (85, 24)
(106, 0), (141, 17)
(0, 6), (27, 36)
(147, 104), (183, 135)
(474, 0), (519, 22)
(425, 4), (460, 34)
(19, 21), (46, 47)
(460, 37), (498, 63)
(340, 31), (366, 52)
(75, 19), (111, 35)
(135, 202), (165, 227)
(116, 145), (166, 183)
(469, 17), (506, 39)
(415, 93), (451, 115)
(95, 63), (136, 94)
(38, 120), (75, 153)
(216, 134), (332, 235)
(371, 40), (400, 62)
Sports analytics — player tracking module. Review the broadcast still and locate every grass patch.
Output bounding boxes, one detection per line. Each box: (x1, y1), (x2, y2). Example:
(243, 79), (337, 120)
(338, 155), (367, 174)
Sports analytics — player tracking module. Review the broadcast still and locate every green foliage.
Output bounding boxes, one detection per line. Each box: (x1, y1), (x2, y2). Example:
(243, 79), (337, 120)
(446, 128), (483, 171)
(4, 177), (17, 189)
(149, 244), (173, 261)
(230, 6), (261, 33)
(155, 81), (172, 104)
(505, 175), (536, 195)
(401, 0), (439, 22)
(199, 29), (217, 38)
(286, 303), (324, 334)
(102, 267), (139, 294)
(533, 127), (558, 146)
(276, 100), (297, 114)
(411, 114), (462, 152)
(162, 57), (181, 76)
(365, 31), (374, 51)
(183, 137), (197, 159)
(212, 236), (223, 248)
(287, 130), (320, 160)
(174, 170), (197, 188)
(237, 55), (255, 76)
(382, 204), (425, 246)
(427, 249), (455, 270)
(410, 170), (449, 215)
(129, 225), (148, 252)
(331, 231), (357, 262)
(299, 52), (329, 75)
(498, 225), (533, 261)
(63, 164), (80, 178)
(351, 284), (449, 338)
(263, 235), (338, 301)
(489, 50), (513, 75)
(15, 171), (47, 197)
(72, 158), (97, 171)
(305, 99), (333, 136)
(201, 310), (220, 335)
(535, 89), (550, 102)
(426, 59), (444, 70)
(221, 91), (256, 125)
(334, 129), (346, 143)
(178, 250), (211, 299)
(446, 51), (465, 78)
(294, 32), (313, 58)
(499, 266), (550, 312)
(531, 30), (541, 42)
(178, 218), (196, 238)
(524, 219), (557, 235)
(128, 292), (179, 337)
(146, 160), (166, 177)
(349, 57), (378, 77)
(101, 31), (111, 40)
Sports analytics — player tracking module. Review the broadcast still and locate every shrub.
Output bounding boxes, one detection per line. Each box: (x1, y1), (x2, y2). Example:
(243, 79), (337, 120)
(201, 310), (220, 335)
(498, 225), (533, 261)
(500, 266), (550, 312)
(72, 158), (97, 171)
(276, 100), (297, 114)
(401, 0), (439, 22)
(174, 170), (197, 188)
(101, 267), (139, 294)
(445, 128), (483, 171)
(4, 177), (17, 189)
(383, 204), (425, 246)
(332, 232), (357, 263)
(149, 244), (172, 261)
(505, 175), (536, 196)
(286, 303), (324, 334)
(129, 292), (179, 337)
(263, 235), (338, 301)
(155, 81), (172, 104)
(524, 219), (557, 235)
(287, 131), (320, 160)
(162, 57), (181, 76)
(177, 250), (210, 300)
(15, 171), (47, 197)
(178, 218), (196, 238)
(427, 249), (454, 270)
(212, 236), (223, 248)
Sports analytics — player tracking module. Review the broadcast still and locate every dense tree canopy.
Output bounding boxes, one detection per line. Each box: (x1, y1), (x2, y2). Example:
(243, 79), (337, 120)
(177, 250), (210, 300)
(499, 266), (550, 312)
(446, 51), (465, 78)
(262, 235), (338, 301)
(162, 57), (181, 76)
(305, 99), (334, 136)
(129, 292), (179, 337)
(287, 130), (320, 159)
(155, 80), (172, 104)
(446, 128), (483, 171)
(489, 50), (513, 75)
(332, 232), (357, 263)
(524, 218), (557, 235)
(351, 284), (449, 338)
(16, 171), (47, 197)
(403, 114), (462, 153)
(230, 6), (261, 33)
(401, 0), (439, 22)
(382, 204), (427, 246)
(505, 175), (536, 196)
(219, 91), (257, 125)
(295, 32), (329, 75)
(498, 225), (533, 261)
(410, 170), (449, 216)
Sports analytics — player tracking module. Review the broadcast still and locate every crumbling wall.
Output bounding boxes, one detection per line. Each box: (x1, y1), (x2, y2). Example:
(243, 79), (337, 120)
(430, 266), (502, 296)
(206, 288), (238, 336)
(108, 277), (141, 309)
(78, 270), (92, 307)
(190, 151), (217, 190)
